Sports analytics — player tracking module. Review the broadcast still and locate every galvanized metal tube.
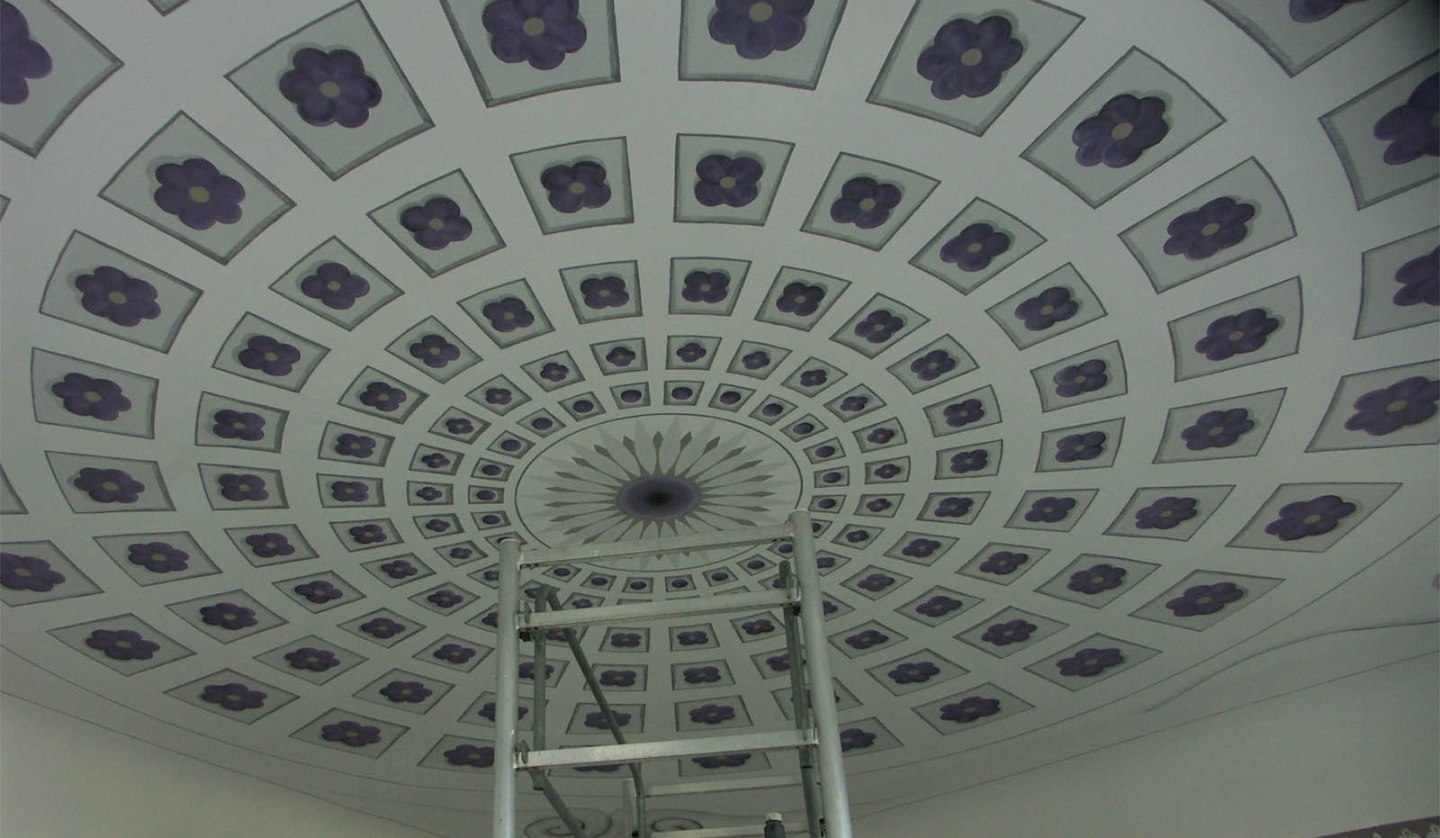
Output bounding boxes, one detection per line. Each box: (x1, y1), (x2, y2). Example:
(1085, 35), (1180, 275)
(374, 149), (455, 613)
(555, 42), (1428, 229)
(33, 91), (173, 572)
(533, 587), (549, 757)
(493, 538), (524, 838)
(780, 562), (822, 838)
(527, 768), (591, 838)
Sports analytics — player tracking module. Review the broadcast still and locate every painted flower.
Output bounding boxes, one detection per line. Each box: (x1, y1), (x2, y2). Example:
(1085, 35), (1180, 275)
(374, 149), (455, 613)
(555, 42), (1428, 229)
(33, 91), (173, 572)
(1393, 247), (1438, 306)
(1343, 377), (1439, 436)
(940, 222), (1011, 272)
(602, 346), (637, 370)
(845, 629), (888, 650)
(349, 523), (388, 544)
(201, 683), (266, 712)
(597, 669), (634, 687)
(1162, 197), (1256, 261)
(448, 546), (474, 560)
(609, 632), (641, 649)
(677, 630), (709, 646)
(1072, 94), (1170, 168)
(830, 177), (902, 229)
(126, 541), (189, 574)
(1057, 647), (1125, 677)
(286, 647), (339, 671)
(333, 433), (376, 459)
(839, 728), (876, 752)
(481, 297), (535, 332)
(940, 696), (1000, 724)
(212, 409), (265, 441)
(944, 399), (985, 428)
(1025, 496), (1076, 523)
(446, 417), (476, 435)
(916, 15), (1022, 100)
(279, 48), (381, 128)
(799, 368), (827, 387)
(415, 486), (442, 502)
(863, 496), (890, 512)
(73, 467), (145, 504)
(409, 334), (461, 369)
(445, 744), (495, 767)
(857, 572), (894, 593)
(486, 388), (515, 407)
(741, 618), (775, 635)
(218, 473), (268, 503)
(839, 395), (869, 412)
(934, 496), (973, 518)
(85, 628), (158, 661)
(681, 270), (730, 303)
(434, 643), (476, 664)
(1373, 73), (1438, 165)
(1289, 0), (1367, 22)
(427, 589), (464, 609)
(1015, 286), (1078, 331)
(982, 619), (1035, 646)
(1182, 408), (1254, 450)
(321, 720), (381, 747)
(584, 710), (630, 729)
(872, 464), (901, 480)
(482, 0), (587, 70)
(695, 154), (763, 207)
(295, 579), (344, 604)
(1194, 308), (1280, 362)
(1, 552), (64, 591)
(361, 617), (406, 638)
(400, 197), (472, 251)
(299, 262), (370, 310)
(74, 266), (161, 327)
(1053, 359), (1108, 397)
(423, 518), (453, 533)
(358, 381), (406, 412)
(245, 533), (294, 559)
(580, 276), (630, 311)
(766, 654), (790, 672)
(948, 448), (989, 474)
(853, 309), (906, 343)
(0, 1), (52, 105)
(776, 281), (824, 316)
(1055, 431), (1106, 462)
(979, 550), (1027, 575)
(238, 335), (301, 377)
(902, 538), (940, 559)
(910, 349), (955, 382)
(153, 158), (245, 230)
(889, 661), (940, 684)
(708, 0), (812, 59)
(694, 753), (751, 769)
(689, 703), (736, 725)
(201, 601), (257, 630)
(379, 680), (430, 703)
(915, 595), (964, 618)
(1135, 496), (1198, 530)
(51, 372), (131, 421)
(683, 666), (721, 685)
(1166, 582), (1245, 617)
(541, 161), (610, 213)
(1264, 494), (1356, 541)
(1068, 563), (1127, 594)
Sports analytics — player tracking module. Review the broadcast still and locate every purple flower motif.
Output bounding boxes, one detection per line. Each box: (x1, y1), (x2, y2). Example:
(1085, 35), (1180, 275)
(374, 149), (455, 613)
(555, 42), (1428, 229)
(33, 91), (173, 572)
(446, 417), (476, 435)
(708, 0), (812, 59)
(218, 473), (268, 503)
(1, 552), (65, 591)
(1289, 0), (1367, 22)
(1163, 197), (1256, 261)
(201, 602), (257, 630)
(905, 350), (954, 382)
(1166, 582), (1245, 617)
(845, 629), (888, 650)
(1057, 647), (1124, 677)
(682, 270), (730, 304)
(299, 262), (370, 310)
(889, 661), (941, 684)
(400, 197), (472, 251)
(609, 632), (641, 649)
(940, 222), (1011, 272)
(584, 710), (630, 729)
(1393, 247), (1438, 307)
(1194, 308), (1280, 362)
(915, 595), (964, 618)
(694, 753), (751, 769)
(695, 154), (763, 207)
(1055, 431), (1106, 462)
(482, 0), (587, 70)
(424, 518), (452, 533)
(1068, 563), (1127, 595)
(1025, 496), (1076, 523)
(434, 643), (476, 664)
(349, 523), (388, 544)
(329, 480), (369, 504)
(1373, 73), (1438, 165)
(940, 696), (1000, 723)
(689, 703), (736, 725)
(776, 281), (824, 316)
(864, 496), (890, 512)
(1182, 408), (1254, 450)
(421, 452), (452, 470)
(321, 720), (381, 747)
(857, 572), (894, 593)
(677, 630), (709, 646)
(979, 551), (1027, 575)
(1, 2), (52, 105)
(683, 665), (721, 685)
(1053, 359), (1108, 397)
(916, 15), (1022, 100)
(481, 297), (535, 332)
(334, 433), (376, 458)
(943, 399), (985, 428)
(742, 350), (772, 370)
(126, 542), (189, 574)
(839, 728), (876, 752)
(245, 533), (293, 558)
(982, 619), (1035, 646)
(597, 669), (634, 687)
(74, 266), (161, 327)
(295, 579), (344, 604)
(50, 373), (131, 421)
(286, 647), (339, 671)
(1344, 377), (1439, 436)
(445, 744), (494, 767)
(541, 161), (610, 213)
(830, 177), (902, 229)
(934, 496), (973, 518)
(948, 448), (989, 474)
(1135, 496), (1198, 530)
(798, 368), (827, 388)
(279, 48), (381, 128)
(741, 618), (775, 635)
(449, 546), (474, 560)
(359, 381), (406, 412)
(853, 309), (906, 343)
(766, 653), (790, 672)
(361, 617), (406, 638)
(409, 334), (461, 369)
(201, 683), (267, 712)
(1015, 286), (1078, 332)
(902, 538), (940, 559)
(85, 628), (159, 661)
(866, 427), (894, 445)
(153, 158), (245, 230)
(380, 559), (417, 579)
(577, 276), (630, 312)
(839, 395), (869, 412)
(415, 486), (442, 502)
(380, 680), (431, 703)
(1072, 94), (1170, 168)
(873, 464), (901, 480)
(1264, 494), (1356, 541)
(238, 335), (301, 377)
(427, 589), (464, 609)
(73, 467), (145, 504)
(212, 409), (265, 441)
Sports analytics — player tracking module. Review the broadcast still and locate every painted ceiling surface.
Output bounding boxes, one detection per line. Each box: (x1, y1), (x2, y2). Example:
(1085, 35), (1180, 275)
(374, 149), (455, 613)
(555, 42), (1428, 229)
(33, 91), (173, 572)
(1, 0), (1437, 834)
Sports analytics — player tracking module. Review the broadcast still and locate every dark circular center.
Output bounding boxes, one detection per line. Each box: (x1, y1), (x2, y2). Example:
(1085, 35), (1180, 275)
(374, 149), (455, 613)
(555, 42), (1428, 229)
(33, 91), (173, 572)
(616, 475), (702, 521)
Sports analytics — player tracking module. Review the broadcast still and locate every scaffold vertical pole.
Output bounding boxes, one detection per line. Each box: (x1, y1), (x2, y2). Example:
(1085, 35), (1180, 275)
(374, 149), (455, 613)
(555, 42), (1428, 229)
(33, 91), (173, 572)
(493, 538), (523, 838)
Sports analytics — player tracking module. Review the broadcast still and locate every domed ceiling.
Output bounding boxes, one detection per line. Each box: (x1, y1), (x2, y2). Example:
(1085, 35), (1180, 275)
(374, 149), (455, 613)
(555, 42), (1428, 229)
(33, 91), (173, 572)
(1, 0), (1437, 835)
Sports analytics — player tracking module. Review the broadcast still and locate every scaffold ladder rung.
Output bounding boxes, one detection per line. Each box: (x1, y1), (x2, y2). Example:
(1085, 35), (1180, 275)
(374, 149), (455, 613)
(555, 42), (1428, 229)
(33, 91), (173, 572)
(646, 774), (803, 797)
(518, 729), (816, 771)
(519, 589), (797, 631)
(653, 827), (809, 838)
(517, 524), (791, 567)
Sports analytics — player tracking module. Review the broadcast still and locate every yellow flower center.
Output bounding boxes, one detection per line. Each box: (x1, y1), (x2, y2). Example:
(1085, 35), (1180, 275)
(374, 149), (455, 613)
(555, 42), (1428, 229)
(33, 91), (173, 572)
(749, 2), (773, 22)
(966, 242), (982, 252)
(318, 81), (342, 98)
(1039, 304), (1054, 315)
(522, 16), (546, 36)
(428, 217), (445, 231)
(719, 176), (736, 189)
(326, 280), (342, 291)
(264, 352), (278, 362)
(152, 552), (166, 562)
(1200, 222), (1221, 236)
(1229, 330), (1246, 341)
(1208, 425), (1224, 436)
(107, 291), (128, 305)
(101, 481), (119, 492)
(858, 197), (877, 212)
(83, 391), (103, 403)
(1386, 399), (1408, 413)
(568, 181), (586, 194)
(1110, 122), (1134, 141)
(115, 640), (131, 649)
(428, 346), (441, 355)
(960, 47), (984, 66)
(1303, 513), (1322, 524)
(15, 567), (31, 577)
(188, 186), (210, 204)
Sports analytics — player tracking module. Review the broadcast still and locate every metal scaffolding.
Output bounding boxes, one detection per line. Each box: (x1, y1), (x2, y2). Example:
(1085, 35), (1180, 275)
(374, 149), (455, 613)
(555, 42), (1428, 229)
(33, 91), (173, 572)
(491, 509), (854, 838)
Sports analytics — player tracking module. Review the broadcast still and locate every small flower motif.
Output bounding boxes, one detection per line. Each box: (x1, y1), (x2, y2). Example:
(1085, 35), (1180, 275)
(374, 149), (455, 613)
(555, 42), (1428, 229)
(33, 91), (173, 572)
(596, 347), (636, 372)
(1055, 431), (1106, 463)
(424, 518), (452, 533)
(864, 497), (890, 512)
(85, 628), (159, 661)
(1182, 408), (1254, 450)
(487, 388), (516, 407)
(238, 335), (301, 377)
(415, 486), (443, 502)
(409, 334), (461, 369)
(940, 696), (1001, 724)
(839, 728), (876, 752)
(379, 559), (417, 580)
(1, 1), (53, 105)
(948, 448), (989, 474)
(1057, 647), (1125, 678)
(766, 654), (791, 672)
(1, 552), (65, 591)
(1053, 359), (1108, 397)
(1373, 73), (1438, 166)
(361, 617), (406, 638)
(677, 630), (709, 646)
(50, 373), (131, 421)
(1025, 496), (1076, 524)
(916, 15), (1023, 100)
(295, 579), (344, 604)
(934, 496), (973, 518)
(982, 619), (1036, 646)
(539, 361), (572, 384)
(888, 661), (941, 684)
(1163, 197), (1256, 261)
(915, 595), (964, 618)
(329, 480), (369, 504)
(778, 281), (830, 318)
(742, 350), (772, 370)
(448, 546), (474, 560)
(943, 399), (985, 428)
(1068, 563), (1127, 595)
(400, 197), (472, 251)
(872, 464), (902, 480)
(597, 669), (634, 687)
(796, 368), (827, 388)
(1289, 0), (1367, 22)
(1344, 377), (1439, 436)
(349, 523), (388, 544)
(609, 632), (642, 649)
(74, 266), (161, 327)
(1015, 286), (1079, 332)
(1264, 494), (1356, 541)
(481, 0), (587, 70)
(358, 381), (406, 412)
(126, 542), (189, 574)
(300, 262), (370, 310)
(741, 618), (775, 635)
(901, 538), (940, 559)
(445, 744), (495, 767)
(541, 161), (611, 213)
(940, 222), (1011, 272)
(979, 551), (1027, 575)
(845, 629), (888, 650)
(902, 351), (953, 384)
(201, 683), (267, 712)
(445, 417), (476, 435)
(285, 647), (339, 671)
(1393, 247), (1438, 307)
(218, 473), (268, 503)
(481, 297), (535, 332)
(1166, 582), (1245, 617)
(683, 665), (722, 684)
(866, 427), (895, 445)
(695, 154), (763, 207)
(321, 720), (381, 747)
(434, 643), (476, 664)
(584, 710), (630, 729)
(708, 0), (812, 59)
(153, 158), (245, 230)
(857, 572), (894, 593)
(580, 275), (629, 309)
(1072, 94), (1170, 168)
(279, 48), (382, 128)
(830, 177), (902, 229)
(681, 270), (731, 304)
(1194, 308), (1280, 362)
(427, 589), (465, 609)
(211, 409), (265, 442)
(839, 395), (869, 412)
(200, 602), (257, 630)
(853, 309), (906, 343)
(694, 753), (751, 769)
(245, 533), (294, 558)
(380, 680), (431, 703)
(1135, 496), (1199, 530)
(689, 703), (736, 725)
(73, 467), (145, 504)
